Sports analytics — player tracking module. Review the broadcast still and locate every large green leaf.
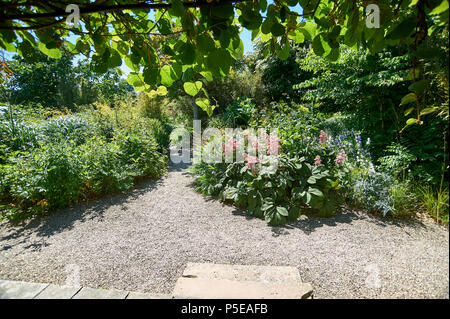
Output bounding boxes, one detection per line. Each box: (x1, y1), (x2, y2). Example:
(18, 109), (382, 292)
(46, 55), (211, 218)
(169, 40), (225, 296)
(276, 206), (289, 217)
(126, 73), (145, 89)
(160, 63), (182, 87)
(160, 65), (175, 86)
(38, 42), (62, 59)
(207, 49), (232, 76)
(406, 118), (417, 125)
(326, 47), (340, 61)
(197, 34), (215, 53)
(420, 107), (438, 115)
(429, 0), (449, 15)
(143, 66), (159, 86)
(400, 92), (418, 105)
(386, 17), (416, 40)
(180, 41), (195, 65)
(275, 37), (290, 60)
(308, 187), (323, 197)
(261, 18), (274, 34)
(271, 23), (286, 37)
(195, 97), (214, 116)
(183, 81), (202, 97)
(408, 79), (429, 96)
(107, 49), (122, 68)
(312, 34), (325, 56)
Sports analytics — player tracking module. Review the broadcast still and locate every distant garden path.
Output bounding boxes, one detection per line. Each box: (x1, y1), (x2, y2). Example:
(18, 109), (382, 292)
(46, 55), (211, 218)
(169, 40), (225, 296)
(0, 163), (448, 298)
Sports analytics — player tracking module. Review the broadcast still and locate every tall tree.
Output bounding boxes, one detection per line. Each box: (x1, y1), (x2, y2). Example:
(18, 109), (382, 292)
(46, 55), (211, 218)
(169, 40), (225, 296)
(8, 49), (77, 108)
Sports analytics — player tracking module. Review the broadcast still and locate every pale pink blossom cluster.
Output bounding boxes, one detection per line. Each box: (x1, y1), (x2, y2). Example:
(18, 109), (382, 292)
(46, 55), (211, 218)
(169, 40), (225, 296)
(242, 132), (280, 156)
(314, 155), (322, 166)
(218, 131), (280, 173)
(267, 135), (280, 155)
(246, 135), (261, 150)
(319, 130), (328, 143)
(222, 137), (241, 155)
(243, 153), (260, 173)
(335, 149), (347, 165)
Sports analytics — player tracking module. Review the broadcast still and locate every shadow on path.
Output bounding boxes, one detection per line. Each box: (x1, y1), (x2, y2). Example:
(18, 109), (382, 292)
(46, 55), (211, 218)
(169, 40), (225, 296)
(228, 203), (428, 237)
(0, 177), (163, 252)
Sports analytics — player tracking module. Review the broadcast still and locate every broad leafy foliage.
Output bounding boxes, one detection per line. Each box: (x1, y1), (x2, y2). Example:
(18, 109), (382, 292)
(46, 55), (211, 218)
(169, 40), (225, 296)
(0, 0), (448, 114)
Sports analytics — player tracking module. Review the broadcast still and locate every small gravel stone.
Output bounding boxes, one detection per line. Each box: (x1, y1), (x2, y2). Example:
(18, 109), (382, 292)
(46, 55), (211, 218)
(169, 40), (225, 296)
(0, 163), (448, 298)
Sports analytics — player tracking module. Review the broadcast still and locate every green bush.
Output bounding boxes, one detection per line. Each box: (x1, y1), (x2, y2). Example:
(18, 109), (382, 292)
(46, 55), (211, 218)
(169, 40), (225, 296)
(192, 126), (347, 225)
(208, 98), (255, 129)
(204, 68), (266, 109)
(1, 142), (84, 219)
(0, 107), (168, 221)
(41, 116), (92, 146)
(136, 92), (163, 120)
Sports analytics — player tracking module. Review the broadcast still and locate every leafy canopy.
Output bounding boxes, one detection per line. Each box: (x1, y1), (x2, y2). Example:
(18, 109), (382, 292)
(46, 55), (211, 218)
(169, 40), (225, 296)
(0, 0), (448, 114)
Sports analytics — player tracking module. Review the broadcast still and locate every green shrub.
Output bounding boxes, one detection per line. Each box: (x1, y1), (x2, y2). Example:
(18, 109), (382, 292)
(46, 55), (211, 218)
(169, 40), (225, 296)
(192, 125), (348, 225)
(351, 169), (419, 217)
(0, 108), (168, 221)
(208, 98), (255, 129)
(136, 92), (163, 120)
(390, 182), (419, 217)
(41, 116), (92, 145)
(352, 169), (395, 216)
(192, 101), (428, 224)
(1, 142), (84, 219)
(0, 117), (41, 153)
(193, 152), (342, 226)
(204, 68), (266, 109)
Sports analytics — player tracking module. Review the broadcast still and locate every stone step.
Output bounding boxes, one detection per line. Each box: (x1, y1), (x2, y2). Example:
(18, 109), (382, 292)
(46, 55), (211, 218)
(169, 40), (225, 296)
(126, 292), (172, 299)
(181, 262), (302, 283)
(173, 263), (313, 299)
(173, 278), (313, 299)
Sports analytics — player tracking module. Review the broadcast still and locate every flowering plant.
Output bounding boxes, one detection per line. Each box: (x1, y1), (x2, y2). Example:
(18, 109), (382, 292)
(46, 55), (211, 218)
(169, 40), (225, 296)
(193, 128), (347, 225)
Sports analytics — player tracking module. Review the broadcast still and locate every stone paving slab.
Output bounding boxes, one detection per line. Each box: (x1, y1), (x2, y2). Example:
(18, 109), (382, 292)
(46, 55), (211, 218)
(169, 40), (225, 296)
(174, 263), (313, 299)
(0, 280), (49, 299)
(182, 262), (302, 283)
(35, 284), (82, 299)
(126, 292), (172, 299)
(1, 263), (314, 299)
(0, 280), (172, 299)
(173, 278), (313, 299)
(72, 287), (129, 299)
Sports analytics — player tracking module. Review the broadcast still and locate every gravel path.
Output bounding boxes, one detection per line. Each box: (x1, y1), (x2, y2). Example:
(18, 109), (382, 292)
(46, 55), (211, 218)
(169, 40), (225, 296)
(1, 163), (448, 299)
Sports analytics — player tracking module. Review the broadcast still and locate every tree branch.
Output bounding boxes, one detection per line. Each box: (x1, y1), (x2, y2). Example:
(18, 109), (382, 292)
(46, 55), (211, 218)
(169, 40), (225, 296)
(0, 0), (249, 21)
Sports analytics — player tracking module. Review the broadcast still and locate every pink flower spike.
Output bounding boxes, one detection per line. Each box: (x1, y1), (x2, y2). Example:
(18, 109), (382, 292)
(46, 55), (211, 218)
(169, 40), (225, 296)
(334, 149), (347, 165)
(314, 155), (322, 166)
(319, 130), (328, 143)
(246, 154), (260, 168)
(267, 135), (280, 155)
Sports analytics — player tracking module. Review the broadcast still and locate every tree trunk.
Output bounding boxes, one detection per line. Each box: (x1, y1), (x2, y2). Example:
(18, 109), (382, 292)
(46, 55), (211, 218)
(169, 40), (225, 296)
(193, 99), (198, 121)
